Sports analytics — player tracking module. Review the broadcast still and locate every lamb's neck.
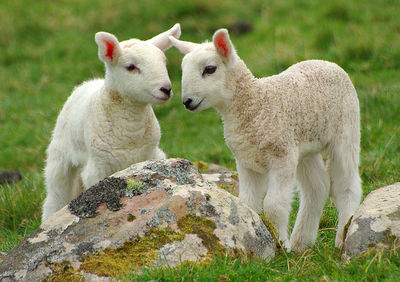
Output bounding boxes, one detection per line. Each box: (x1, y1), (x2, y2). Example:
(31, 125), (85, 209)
(99, 86), (152, 125)
(217, 59), (259, 125)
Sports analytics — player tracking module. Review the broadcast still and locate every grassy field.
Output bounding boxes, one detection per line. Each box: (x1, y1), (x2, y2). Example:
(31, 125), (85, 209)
(1, 0), (399, 280)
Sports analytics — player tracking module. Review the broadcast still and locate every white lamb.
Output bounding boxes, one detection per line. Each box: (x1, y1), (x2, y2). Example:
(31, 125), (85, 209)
(169, 29), (362, 252)
(42, 24), (181, 221)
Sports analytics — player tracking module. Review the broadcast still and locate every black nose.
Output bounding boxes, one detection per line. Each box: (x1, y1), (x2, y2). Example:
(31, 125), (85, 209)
(160, 87), (171, 96)
(183, 98), (193, 108)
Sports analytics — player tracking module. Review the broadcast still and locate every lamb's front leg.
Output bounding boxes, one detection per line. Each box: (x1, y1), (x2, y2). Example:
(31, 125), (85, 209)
(152, 147), (167, 160)
(237, 161), (267, 213)
(81, 158), (111, 189)
(263, 157), (297, 250)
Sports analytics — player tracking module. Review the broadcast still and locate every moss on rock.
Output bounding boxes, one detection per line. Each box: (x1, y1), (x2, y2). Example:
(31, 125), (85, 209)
(71, 213), (223, 278)
(259, 213), (281, 250)
(193, 161), (209, 173)
(178, 214), (224, 255)
(79, 227), (185, 277)
(42, 261), (84, 282)
(218, 183), (238, 197)
(231, 172), (239, 181)
(125, 179), (146, 197)
(127, 213), (136, 222)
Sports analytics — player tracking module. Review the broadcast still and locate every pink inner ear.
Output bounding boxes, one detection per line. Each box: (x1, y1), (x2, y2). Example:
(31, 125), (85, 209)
(215, 33), (229, 57)
(105, 41), (115, 60)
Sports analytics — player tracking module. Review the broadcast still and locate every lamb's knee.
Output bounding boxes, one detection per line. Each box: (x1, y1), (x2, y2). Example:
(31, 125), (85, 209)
(263, 199), (289, 225)
(155, 147), (167, 159)
(81, 165), (97, 189)
(239, 188), (263, 212)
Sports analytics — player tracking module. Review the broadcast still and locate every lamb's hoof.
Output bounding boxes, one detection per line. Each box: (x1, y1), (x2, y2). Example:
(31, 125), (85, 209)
(281, 239), (291, 252)
(289, 239), (312, 253)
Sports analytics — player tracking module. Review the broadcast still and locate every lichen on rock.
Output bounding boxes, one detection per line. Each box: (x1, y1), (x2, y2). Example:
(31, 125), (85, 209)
(68, 177), (127, 218)
(143, 159), (196, 185)
(343, 182), (400, 258)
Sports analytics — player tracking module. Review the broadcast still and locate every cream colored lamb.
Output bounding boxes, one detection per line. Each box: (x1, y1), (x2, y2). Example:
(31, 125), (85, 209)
(170, 29), (362, 252)
(42, 24), (181, 221)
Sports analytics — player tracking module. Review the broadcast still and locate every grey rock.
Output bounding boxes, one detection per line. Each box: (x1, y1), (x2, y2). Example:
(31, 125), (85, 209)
(156, 234), (208, 267)
(343, 182), (400, 258)
(0, 158), (274, 281)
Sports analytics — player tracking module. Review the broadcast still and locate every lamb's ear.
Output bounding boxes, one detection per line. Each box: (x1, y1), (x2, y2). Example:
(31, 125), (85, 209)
(147, 23), (182, 51)
(95, 32), (122, 65)
(213, 29), (236, 63)
(168, 36), (199, 54)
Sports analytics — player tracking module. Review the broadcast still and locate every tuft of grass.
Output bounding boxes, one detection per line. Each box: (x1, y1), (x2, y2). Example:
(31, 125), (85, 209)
(0, 174), (43, 251)
(128, 238), (400, 281)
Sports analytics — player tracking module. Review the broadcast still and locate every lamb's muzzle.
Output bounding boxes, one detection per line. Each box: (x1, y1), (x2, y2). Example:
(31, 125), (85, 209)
(160, 87), (172, 96)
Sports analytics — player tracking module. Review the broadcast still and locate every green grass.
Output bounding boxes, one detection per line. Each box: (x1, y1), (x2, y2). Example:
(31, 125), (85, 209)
(1, 0), (400, 279)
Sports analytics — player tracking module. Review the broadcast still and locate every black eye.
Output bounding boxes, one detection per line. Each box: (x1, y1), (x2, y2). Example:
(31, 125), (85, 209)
(126, 64), (136, 71)
(202, 65), (217, 76)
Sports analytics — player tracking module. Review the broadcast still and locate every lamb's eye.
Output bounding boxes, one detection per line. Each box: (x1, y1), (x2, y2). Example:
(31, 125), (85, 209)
(202, 65), (217, 76)
(126, 64), (136, 72)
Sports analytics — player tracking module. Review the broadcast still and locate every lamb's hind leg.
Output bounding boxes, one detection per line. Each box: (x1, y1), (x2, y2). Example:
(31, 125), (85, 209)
(42, 152), (79, 221)
(329, 143), (362, 248)
(263, 155), (298, 249)
(290, 153), (329, 252)
(237, 161), (267, 213)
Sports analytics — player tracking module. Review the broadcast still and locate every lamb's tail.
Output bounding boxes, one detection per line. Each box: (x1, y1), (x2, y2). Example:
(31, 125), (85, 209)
(42, 147), (81, 221)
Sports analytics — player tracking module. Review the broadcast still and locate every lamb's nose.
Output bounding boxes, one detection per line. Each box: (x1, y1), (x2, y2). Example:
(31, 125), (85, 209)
(183, 98), (193, 108)
(160, 87), (171, 96)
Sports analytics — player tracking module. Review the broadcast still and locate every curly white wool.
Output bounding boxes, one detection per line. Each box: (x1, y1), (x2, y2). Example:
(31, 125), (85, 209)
(170, 28), (362, 252)
(42, 24), (181, 221)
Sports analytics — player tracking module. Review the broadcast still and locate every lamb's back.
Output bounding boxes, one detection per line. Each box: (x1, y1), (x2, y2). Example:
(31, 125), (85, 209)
(48, 79), (104, 164)
(227, 60), (359, 170)
(259, 60), (358, 144)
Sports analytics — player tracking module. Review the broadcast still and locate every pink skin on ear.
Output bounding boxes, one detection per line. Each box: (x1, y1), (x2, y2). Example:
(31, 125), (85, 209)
(215, 33), (229, 57)
(105, 41), (115, 60)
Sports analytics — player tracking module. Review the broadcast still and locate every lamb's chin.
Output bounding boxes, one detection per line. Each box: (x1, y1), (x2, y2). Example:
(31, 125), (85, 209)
(150, 94), (170, 104)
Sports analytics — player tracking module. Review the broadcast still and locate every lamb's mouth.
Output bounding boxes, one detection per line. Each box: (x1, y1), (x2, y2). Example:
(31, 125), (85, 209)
(187, 99), (203, 111)
(152, 93), (170, 101)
